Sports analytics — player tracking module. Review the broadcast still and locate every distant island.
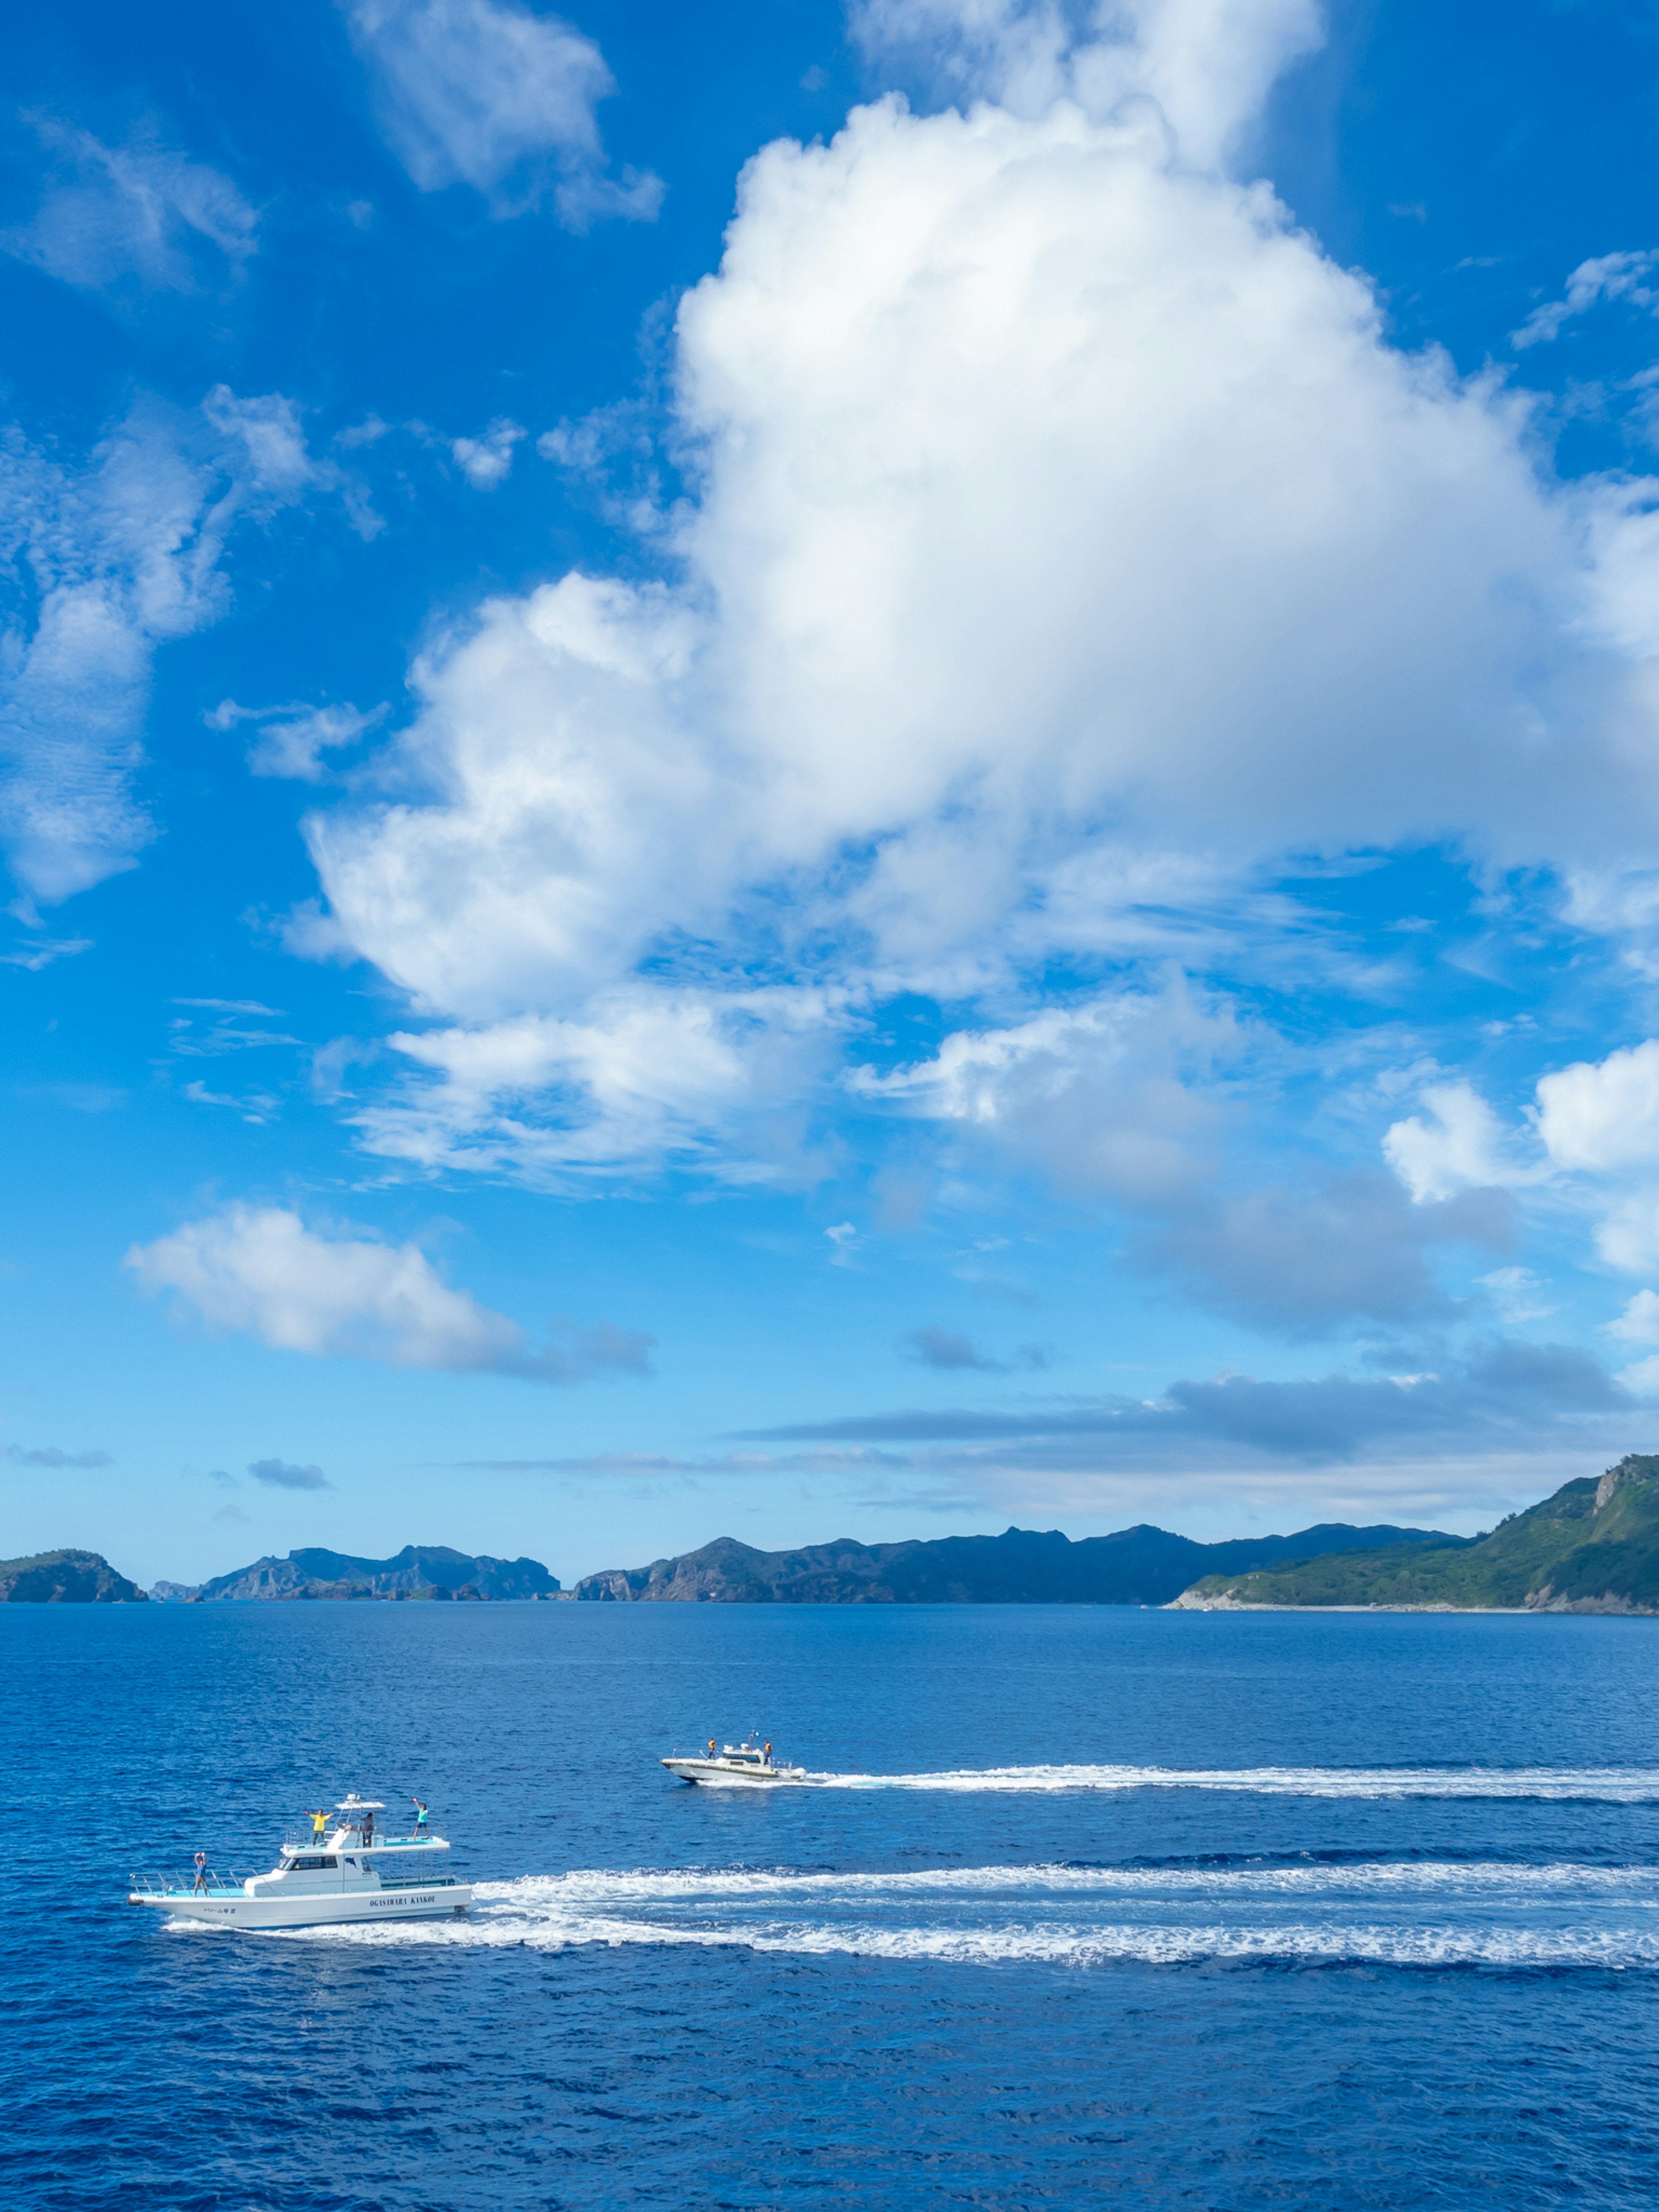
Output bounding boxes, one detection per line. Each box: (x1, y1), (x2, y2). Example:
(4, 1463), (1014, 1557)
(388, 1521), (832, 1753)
(155, 1544), (562, 1603)
(571, 1519), (1456, 1605)
(0, 1549), (148, 1603)
(7, 1460), (1657, 1612)
(1174, 1457), (1659, 1614)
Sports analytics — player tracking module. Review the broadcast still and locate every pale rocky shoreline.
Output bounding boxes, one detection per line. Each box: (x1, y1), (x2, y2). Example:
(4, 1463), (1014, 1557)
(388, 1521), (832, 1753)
(1169, 1595), (1657, 1615)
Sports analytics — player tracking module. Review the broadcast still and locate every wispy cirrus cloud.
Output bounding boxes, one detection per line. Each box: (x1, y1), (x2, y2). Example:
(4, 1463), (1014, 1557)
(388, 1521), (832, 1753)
(2, 114), (258, 294)
(737, 1338), (1633, 1465)
(0, 390), (371, 909)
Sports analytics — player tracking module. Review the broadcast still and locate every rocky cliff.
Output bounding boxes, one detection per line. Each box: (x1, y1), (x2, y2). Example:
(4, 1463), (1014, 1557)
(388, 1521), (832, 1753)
(573, 1519), (1454, 1605)
(0, 1549), (148, 1602)
(1172, 1456), (1659, 1611)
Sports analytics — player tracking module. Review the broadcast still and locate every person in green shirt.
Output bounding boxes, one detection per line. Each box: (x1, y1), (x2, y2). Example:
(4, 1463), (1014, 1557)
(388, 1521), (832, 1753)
(411, 1797), (429, 1836)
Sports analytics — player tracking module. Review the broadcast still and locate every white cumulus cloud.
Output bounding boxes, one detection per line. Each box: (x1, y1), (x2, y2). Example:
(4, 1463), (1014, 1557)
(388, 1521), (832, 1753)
(280, 14), (1659, 1243)
(1535, 1040), (1659, 1173)
(1382, 1081), (1519, 1204)
(1605, 1287), (1659, 1344)
(850, 0), (1325, 171)
(125, 1202), (652, 1381)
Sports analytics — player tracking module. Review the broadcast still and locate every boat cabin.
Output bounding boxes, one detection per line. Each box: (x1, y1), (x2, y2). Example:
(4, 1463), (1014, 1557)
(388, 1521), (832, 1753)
(245, 1796), (455, 1900)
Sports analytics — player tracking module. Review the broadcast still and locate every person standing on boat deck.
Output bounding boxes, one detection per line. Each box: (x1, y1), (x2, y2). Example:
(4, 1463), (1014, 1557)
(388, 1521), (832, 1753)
(708, 1738), (716, 1758)
(412, 1797), (428, 1835)
(764, 1742), (772, 1764)
(309, 1808), (328, 1846)
(362, 1807), (375, 1847)
(193, 1851), (208, 1894)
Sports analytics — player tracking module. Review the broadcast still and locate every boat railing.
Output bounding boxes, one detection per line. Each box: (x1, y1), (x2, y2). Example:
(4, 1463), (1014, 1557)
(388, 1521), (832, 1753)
(131, 1869), (246, 1898)
(280, 1827), (430, 1852)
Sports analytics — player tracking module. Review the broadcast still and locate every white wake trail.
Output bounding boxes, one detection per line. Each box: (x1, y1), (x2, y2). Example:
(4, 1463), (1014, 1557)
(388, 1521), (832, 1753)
(265, 1857), (1659, 1973)
(804, 1764), (1659, 1801)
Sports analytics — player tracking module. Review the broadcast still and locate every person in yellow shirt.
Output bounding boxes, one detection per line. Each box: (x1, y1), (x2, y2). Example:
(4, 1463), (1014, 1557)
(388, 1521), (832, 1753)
(308, 1808), (328, 1847)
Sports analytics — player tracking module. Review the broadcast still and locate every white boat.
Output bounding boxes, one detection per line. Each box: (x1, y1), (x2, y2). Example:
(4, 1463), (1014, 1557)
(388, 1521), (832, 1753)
(128, 1794), (473, 1929)
(661, 1735), (806, 1787)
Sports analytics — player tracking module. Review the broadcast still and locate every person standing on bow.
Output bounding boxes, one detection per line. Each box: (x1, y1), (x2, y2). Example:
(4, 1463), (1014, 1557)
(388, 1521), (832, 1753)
(411, 1796), (429, 1836)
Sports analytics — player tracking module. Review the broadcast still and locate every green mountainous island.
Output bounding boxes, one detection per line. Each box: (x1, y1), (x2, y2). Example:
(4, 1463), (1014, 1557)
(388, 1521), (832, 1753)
(1175, 1456), (1659, 1614)
(568, 1520), (1447, 1604)
(0, 1549), (149, 1603)
(6, 1461), (1659, 1611)
(163, 1545), (562, 1603)
(0, 1522), (1437, 1605)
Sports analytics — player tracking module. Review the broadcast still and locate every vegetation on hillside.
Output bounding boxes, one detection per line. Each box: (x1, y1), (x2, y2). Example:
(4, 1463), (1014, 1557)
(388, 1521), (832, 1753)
(1175, 1457), (1659, 1613)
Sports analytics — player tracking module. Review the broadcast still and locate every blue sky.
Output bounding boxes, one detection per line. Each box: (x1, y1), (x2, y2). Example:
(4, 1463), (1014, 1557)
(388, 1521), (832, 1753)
(8, 0), (1659, 1588)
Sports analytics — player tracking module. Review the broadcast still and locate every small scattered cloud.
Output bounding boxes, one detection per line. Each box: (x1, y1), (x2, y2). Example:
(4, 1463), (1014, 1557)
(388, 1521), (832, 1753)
(248, 1456), (332, 1490)
(2, 115), (258, 293)
(1478, 1266), (1557, 1324)
(125, 1201), (653, 1382)
(1535, 1040), (1659, 1173)
(899, 1325), (1049, 1373)
(182, 1078), (280, 1123)
(1513, 249), (1659, 348)
(5, 1443), (113, 1468)
(1383, 1080), (1540, 1203)
(1606, 1288), (1659, 1345)
(172, 996), (284, 1015)
(901, 1324), (998, 1371)
(824, 1221), (860, 1267)
(451, 419), (525, 489)
(214, 1503), (251, 1523)
(342, 0), (663, 229)
(168, 1015), (299, 1057)
(205, 698), (387, 781)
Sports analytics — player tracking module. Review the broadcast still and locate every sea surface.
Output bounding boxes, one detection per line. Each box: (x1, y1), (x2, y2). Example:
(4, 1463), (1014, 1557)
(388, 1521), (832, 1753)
(7, 1602), (1659, 2208)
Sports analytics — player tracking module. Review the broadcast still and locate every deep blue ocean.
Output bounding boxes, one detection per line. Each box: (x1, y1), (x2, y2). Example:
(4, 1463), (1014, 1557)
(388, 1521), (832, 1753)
(8, 1602), (1659, 2209)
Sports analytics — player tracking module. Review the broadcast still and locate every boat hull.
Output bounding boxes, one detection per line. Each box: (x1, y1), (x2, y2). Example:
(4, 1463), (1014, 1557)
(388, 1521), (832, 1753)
(131, 1885), (473, 1929)
(661, 1758), (805, 1788)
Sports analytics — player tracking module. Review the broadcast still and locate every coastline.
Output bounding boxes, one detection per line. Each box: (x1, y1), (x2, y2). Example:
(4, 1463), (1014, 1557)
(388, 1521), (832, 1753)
(1167, 1600), (1657, 1616)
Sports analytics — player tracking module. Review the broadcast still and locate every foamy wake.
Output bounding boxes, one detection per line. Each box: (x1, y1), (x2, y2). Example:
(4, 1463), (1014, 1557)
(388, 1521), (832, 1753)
(804, 1764), (1659, 1801)
(254, 1858), (1659, 1971)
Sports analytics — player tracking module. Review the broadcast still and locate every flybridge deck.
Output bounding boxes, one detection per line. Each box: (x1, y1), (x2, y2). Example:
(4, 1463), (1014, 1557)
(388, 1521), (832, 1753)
(129, 1794), (473, 1930)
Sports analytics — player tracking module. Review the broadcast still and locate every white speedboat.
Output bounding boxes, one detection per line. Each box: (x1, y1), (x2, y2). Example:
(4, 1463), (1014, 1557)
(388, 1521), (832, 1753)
(661, 1735), (806, 1787)
(128, 1794), (472, 1929)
